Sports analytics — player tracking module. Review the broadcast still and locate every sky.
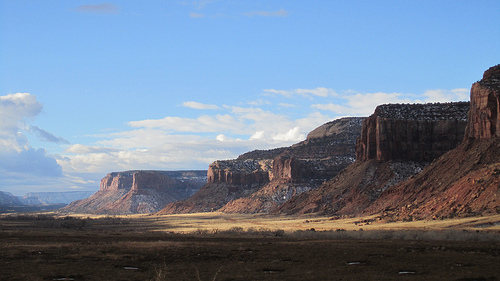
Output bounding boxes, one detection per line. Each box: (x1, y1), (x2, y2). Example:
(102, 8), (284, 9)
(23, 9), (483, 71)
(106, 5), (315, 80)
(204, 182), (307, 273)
(1, 0), (499, 195)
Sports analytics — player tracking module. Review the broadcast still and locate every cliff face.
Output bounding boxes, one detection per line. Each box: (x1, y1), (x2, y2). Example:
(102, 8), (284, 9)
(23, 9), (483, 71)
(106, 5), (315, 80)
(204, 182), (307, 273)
(159, 117), (364, 214)
(62, 170), (206, 214)
(356, 103), (469, 162)
(465, 65), (500, 140)
(207, 159), (273, 186)
(367, 65), (500, 219)
(278, 102), (469, 215)
(218, 117), (364, 213)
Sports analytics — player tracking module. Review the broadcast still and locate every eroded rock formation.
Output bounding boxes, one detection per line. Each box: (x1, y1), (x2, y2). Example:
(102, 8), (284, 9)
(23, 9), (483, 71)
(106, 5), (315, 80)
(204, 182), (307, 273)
(356, 102), (469, 162)
(62, 170), (206, 214)
(278, 102), (470, 215)
(159, 117), (365, 214)
(367, 64), (500, 219)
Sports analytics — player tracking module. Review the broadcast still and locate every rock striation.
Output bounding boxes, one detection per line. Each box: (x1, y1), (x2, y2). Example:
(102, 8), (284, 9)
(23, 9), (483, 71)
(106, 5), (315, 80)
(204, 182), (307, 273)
(366, 65), (500, 219)
(278, 102), (470, 215)
(160, 117), (365, 214)
(465, 65), (500, 140)
(356, 102), (469, 162)
(62, 170), (206, 214)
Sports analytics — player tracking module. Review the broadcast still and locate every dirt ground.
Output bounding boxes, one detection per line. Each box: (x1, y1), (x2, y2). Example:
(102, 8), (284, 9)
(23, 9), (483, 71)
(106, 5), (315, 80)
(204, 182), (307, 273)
(0, 215), (499, 281)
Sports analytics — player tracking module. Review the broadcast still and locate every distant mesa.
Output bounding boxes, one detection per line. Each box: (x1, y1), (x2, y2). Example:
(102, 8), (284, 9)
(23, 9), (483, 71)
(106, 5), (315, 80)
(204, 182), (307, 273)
(62, 170), (206, 214)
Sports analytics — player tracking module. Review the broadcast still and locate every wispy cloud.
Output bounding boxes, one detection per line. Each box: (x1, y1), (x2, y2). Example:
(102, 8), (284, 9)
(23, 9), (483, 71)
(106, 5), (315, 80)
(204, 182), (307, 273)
(311, 88), (469, 116)
(30, 126), (69, 144)
(182, 101), (220, 110)
(423, 88), (469, 102)
(76, 3), (119, 14)
(264, 87), (336, 98)
(245, 9), (288, 17)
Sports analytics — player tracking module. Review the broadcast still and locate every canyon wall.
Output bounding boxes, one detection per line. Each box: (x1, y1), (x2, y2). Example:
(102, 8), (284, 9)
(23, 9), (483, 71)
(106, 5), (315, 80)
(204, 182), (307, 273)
(278, 102), (470, 215)
(366, 64), (500, 219)
(356, 102), (469, 162)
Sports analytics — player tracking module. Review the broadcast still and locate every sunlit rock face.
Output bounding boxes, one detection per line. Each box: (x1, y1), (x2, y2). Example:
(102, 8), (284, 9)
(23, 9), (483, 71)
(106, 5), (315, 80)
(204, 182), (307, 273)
(160, 117), (365, 214)
(366, 65), (500, 219)
(62, 170), (206, 214)
(278, 102), (471, 216)
(465, 64), (500, 140)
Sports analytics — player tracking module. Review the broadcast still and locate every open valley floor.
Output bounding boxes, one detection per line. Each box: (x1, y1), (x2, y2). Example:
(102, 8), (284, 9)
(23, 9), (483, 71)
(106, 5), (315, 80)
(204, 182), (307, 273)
(0, 213), (499, 280)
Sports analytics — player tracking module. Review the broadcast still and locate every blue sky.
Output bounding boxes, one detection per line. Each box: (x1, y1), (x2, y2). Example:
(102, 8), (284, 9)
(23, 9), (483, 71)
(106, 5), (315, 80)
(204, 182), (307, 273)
(1, 0), (499, 195)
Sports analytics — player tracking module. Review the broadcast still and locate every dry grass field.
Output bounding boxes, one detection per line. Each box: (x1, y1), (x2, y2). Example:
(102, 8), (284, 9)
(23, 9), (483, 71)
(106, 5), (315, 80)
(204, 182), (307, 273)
(0, 212), (499, 280)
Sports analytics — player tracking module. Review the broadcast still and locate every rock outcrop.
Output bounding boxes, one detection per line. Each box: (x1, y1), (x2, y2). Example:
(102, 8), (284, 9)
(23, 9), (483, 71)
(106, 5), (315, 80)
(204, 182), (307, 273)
(62, 170), (206, 214)
(160, 117), (365, 214)
(366, 64), (500, 219)
(278, 102), (469, 215)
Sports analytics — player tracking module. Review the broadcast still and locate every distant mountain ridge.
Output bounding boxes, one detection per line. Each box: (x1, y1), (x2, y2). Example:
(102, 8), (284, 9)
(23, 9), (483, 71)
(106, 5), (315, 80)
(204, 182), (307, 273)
(20, 191), (94, 205)
(0, 191), (22, 206)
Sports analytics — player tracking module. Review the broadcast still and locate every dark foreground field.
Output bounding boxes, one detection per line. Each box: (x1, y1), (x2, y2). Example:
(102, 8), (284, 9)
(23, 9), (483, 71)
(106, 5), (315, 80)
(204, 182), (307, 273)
(0, 215), (499, 281)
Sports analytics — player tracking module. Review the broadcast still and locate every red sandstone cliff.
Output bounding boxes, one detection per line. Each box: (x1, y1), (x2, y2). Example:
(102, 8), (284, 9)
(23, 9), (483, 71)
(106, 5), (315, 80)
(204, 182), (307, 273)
(366, 65), (500, 219)
(62, 170), (205, 214)
(278, 102), (469, 215)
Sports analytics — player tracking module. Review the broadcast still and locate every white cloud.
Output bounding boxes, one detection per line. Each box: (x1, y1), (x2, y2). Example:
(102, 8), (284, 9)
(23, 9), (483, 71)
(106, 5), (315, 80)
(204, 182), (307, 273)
(423, 88), (469, 102)
(182, 101), (220, 110)
(295, 87), (336, 97)
(216, 134), (226, 142)
(0, 93), (65, 193)
(128, 114), (243, 133)
(264, 87), (336, 98)
(313, 92), (413, 116)
(250, 131), (264, 140)
(272, 127), (304, 142)
(312, 89), (469, 116)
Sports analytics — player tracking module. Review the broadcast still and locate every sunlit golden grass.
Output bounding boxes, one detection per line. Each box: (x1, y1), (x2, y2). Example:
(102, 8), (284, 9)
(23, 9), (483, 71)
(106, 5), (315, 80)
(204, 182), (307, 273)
(2, 211), (498, 237)
(140, 212), (500, 233)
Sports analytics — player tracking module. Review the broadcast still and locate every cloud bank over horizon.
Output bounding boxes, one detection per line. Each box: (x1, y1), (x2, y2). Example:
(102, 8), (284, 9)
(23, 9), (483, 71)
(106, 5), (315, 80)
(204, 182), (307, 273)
(0, 87), (469, 195)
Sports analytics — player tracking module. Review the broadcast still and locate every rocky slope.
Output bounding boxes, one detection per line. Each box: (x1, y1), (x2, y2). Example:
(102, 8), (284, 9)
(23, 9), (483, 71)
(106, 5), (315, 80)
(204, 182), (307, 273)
(62, 170), (205, 214)
(278, 101), (469, 215)
(159, 117), (364, 214)
(366, 64), (500, 219)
